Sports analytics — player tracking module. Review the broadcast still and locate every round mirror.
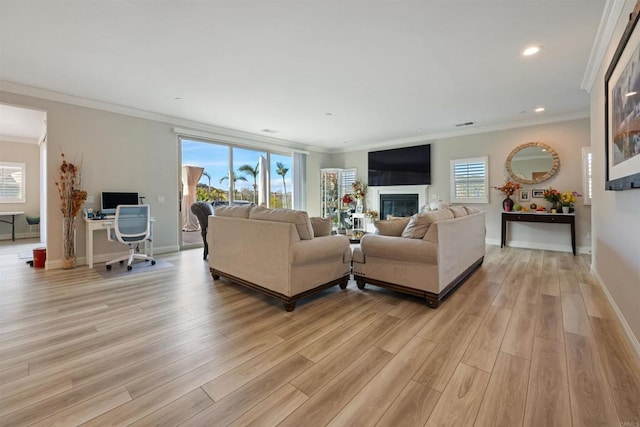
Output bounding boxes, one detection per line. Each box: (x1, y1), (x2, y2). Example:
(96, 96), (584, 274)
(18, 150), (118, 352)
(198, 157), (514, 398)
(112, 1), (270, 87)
(506, 142), (560, 185)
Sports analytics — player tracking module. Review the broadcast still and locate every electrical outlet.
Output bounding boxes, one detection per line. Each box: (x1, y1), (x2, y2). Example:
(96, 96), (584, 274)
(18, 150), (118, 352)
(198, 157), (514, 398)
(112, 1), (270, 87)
(157, 196), (165, 203)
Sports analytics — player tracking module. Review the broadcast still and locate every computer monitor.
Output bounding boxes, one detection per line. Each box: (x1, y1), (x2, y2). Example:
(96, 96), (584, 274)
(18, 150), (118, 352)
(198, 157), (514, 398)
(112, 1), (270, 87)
(101, 192), (139, 215)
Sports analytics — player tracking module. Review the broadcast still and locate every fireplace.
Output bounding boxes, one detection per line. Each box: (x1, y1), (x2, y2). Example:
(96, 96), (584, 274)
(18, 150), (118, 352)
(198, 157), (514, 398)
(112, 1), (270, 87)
(380, 193), (419, 219)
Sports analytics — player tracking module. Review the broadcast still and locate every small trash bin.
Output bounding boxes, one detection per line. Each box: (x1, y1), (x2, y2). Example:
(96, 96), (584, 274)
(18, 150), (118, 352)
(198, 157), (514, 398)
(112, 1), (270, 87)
(33, 247), (46, 268)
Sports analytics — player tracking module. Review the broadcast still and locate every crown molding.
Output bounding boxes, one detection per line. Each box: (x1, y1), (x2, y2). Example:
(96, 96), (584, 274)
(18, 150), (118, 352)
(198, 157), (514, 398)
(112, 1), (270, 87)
(333, 111), (590, 153)
(0, 135), (38, 144)
(0, 80), (313, 153)
(581, 0), (627, 92)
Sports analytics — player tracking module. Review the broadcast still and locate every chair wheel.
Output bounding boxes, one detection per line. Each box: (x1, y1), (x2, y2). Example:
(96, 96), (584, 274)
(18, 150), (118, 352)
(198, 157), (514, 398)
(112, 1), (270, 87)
(106, 264), (112, 270)
(119, 260), (124, 264)
(151, 260), (156, 265)
(127, 265), (133, 271)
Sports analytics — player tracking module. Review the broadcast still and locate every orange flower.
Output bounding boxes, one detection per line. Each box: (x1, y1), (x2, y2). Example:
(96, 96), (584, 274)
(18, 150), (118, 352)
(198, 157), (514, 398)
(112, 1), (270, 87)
(492, 181), (521, 196)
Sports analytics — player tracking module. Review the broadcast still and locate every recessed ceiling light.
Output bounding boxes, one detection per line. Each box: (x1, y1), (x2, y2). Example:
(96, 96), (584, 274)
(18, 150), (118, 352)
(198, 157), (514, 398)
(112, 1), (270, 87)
(534, 107), (545, 113)
(626, 91), (637, 97)
(523, 46), (542, 56)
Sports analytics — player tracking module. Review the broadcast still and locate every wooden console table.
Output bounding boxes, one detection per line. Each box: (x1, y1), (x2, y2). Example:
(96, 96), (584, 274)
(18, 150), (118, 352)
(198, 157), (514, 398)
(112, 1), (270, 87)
(501, 212), (576, 255)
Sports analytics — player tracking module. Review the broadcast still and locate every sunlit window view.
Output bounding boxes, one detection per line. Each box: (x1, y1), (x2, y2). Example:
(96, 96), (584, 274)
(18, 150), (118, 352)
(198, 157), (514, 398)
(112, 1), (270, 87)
(180, 138), (292, 246)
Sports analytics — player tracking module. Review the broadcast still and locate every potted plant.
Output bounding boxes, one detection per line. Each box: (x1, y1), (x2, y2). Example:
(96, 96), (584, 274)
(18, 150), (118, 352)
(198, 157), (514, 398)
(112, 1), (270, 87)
(55, 152), (87, 269)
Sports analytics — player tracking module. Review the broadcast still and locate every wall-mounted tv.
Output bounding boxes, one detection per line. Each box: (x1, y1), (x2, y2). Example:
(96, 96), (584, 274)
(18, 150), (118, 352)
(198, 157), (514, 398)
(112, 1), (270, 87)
(368, 144), (431, 186)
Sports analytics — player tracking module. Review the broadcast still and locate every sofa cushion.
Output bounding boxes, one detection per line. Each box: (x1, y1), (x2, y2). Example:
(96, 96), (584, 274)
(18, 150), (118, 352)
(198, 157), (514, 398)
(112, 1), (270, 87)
(249, 206), (314, 240)
(465, 206), (481, 215)
(402, 209), (454, 239)
(374, 218), (411, 236)
(310, 217), (332, 237)
(214, 204), (252, 218)
(448, 206), (468, 218)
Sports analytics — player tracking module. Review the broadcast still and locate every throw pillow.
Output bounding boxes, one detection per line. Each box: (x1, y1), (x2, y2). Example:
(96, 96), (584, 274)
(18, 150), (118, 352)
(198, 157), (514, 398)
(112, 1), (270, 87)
(310, 217), (332, 237)
(448, 206), (468, 218)
(402, 209), (454, 239)
(214, 204), (252, 218)
(465, 206), (481, 215)
(374, 217), (411, 236)
(249, 206), (314, 240)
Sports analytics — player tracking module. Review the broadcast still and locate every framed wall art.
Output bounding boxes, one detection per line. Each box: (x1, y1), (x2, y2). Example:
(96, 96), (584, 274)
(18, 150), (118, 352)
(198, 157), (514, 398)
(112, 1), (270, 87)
(519, 190), (530, 202)
(531, 189), (545, 198)
(605, 0), (640, 191)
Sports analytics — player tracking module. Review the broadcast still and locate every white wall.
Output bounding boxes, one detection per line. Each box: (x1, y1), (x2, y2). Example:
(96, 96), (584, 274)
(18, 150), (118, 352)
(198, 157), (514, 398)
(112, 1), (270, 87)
(0, 139), (40, 239)
(589, 0), (640, 348)
(333, 118), (592, 252)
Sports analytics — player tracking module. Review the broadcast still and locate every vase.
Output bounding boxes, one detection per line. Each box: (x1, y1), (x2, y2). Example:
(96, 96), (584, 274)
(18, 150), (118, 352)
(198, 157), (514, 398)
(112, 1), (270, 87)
(561, 206), (569, 214)
(503, 196), (514, 212)
(62, 216), (77, 269)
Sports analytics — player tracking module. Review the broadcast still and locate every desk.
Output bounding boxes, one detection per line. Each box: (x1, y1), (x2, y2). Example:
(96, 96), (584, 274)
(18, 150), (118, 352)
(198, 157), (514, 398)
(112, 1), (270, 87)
(501, 212), (576, 255)
(0, 211), (24, 241)
(85, 217), (154, 268)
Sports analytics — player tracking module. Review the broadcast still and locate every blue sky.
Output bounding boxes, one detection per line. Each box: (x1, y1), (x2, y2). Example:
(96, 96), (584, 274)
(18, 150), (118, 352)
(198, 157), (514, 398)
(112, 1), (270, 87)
(181, 139), (292, 193)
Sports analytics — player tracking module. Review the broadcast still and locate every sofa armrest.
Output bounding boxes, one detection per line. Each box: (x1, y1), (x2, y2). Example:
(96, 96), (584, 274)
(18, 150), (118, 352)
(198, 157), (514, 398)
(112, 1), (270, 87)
(360, 234), (437, 264)
(291, 235), (351, 265)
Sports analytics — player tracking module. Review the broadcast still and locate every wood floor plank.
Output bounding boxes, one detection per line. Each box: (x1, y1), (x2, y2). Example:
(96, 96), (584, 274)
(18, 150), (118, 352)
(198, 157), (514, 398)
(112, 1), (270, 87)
(376, 305), (437, 354)
(461, 306), (511, 373)
(501, 302), (537, 360)
(328, 336), (436, 426)
(565, 332), (620, 427)
(375, 380), (440, 427)
(474, 352), (530, 427)
(129, 388), (213, 427)
(579, 283), (614, 319)
(523, 337), (571, 427)
(539, 269), (560, 296)
(464, 280), (503, 318)
(181, 353), (312, 427)
(280, 346), (393, 427)
(425, 363), (490, 427)
(413, 314), (483, 392)
(559, 269), (580, 293)
(535, 294), (564, 343)
(228, 384), (308, 427)
(562, 291), (592, 336)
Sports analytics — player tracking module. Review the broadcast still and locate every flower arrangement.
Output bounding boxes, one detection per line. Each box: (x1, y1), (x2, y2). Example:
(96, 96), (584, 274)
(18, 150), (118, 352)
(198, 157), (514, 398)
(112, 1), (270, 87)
(365, 210), (378, 221)
(55, 151), (87, 268)
(352, 179), (368, 200)
(342, 193), (354, 204)
(543, 187), (561, 205)
(560, 191), (581, 207)
(492, 181), (521, 197)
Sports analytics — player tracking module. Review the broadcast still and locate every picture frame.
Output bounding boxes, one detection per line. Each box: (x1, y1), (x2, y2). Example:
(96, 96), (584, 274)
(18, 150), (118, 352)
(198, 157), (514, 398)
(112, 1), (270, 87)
(531, 189), (545, 199)
(518, 190), (530, 202)
(355, 205), (363, 213)
(605, 0), (640, 191)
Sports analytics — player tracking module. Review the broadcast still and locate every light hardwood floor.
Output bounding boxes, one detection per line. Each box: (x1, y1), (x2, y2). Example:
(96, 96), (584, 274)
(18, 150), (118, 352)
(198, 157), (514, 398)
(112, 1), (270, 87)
(1, 241), (639, 426)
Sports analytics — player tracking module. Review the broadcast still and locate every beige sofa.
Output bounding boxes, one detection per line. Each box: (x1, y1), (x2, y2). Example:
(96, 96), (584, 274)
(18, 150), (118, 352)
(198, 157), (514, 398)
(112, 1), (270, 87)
(208, 205), (352, 311)
(352, 207), (485, 308)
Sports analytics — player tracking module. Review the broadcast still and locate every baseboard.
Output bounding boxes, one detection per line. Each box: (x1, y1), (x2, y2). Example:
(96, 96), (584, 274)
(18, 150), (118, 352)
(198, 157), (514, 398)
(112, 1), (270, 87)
(45, 245), (180, 270)
(0, 232), (41, 241)
(485, 238), (591, 254)
(591, 266), (640, 361)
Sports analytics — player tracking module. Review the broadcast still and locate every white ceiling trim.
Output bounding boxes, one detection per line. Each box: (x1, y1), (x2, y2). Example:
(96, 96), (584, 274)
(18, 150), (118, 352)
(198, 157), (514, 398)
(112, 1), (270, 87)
(0, 135), (38, 144)
(582, 0), (627, 92)
(0, 80), (312, 152)
(336, 111), (590, 153)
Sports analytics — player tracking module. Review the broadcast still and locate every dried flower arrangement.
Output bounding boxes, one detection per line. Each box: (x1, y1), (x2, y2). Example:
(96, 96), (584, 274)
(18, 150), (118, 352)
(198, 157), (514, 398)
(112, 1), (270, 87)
(55, 151), (87, 268)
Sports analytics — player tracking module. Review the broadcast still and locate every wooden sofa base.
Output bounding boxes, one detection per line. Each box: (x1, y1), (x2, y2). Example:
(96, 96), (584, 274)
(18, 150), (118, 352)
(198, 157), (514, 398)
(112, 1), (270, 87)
(354, 256), (484, 308)
(210, 268), (350, 312)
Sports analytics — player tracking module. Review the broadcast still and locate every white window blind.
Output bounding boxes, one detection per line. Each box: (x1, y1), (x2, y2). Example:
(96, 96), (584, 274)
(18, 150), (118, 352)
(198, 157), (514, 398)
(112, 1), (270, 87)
(341, 168), (357, 193)
(0, 162), (26, 203)
(450, 157), (489, 204)
(582, 147), (592, 205)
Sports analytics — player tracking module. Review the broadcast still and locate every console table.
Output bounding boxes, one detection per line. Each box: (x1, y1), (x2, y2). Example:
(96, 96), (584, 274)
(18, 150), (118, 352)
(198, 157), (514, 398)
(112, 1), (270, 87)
(0, 211), (24, 241)
(501, 212), (576, 255)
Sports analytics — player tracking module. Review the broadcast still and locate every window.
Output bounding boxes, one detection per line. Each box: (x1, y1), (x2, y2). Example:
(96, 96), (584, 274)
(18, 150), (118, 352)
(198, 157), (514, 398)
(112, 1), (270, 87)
(0, 162), (26, 203)
(450, 157), (489, 204)
(582, 147), (592, 205)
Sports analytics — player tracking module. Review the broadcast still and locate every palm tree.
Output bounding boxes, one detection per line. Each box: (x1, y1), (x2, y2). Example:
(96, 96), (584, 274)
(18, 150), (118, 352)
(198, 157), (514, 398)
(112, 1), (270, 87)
(202, 170), (212, 200)
(219, 171), (248, 199)
(276, 162), (289, 208)
(238, 163), (259, 203)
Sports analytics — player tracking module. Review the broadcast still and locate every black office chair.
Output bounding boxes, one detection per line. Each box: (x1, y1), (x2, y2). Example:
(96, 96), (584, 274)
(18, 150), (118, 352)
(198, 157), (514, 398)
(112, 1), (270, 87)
(191, 202), (214, 259)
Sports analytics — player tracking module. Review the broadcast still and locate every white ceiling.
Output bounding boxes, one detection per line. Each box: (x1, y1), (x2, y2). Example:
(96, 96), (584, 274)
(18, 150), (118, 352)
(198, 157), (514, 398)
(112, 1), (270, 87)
(0, 1), (606, 151)
(0, 104), (46, 144)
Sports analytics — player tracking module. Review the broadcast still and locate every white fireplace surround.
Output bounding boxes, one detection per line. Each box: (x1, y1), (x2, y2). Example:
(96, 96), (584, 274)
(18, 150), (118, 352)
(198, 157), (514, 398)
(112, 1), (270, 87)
(367, 185), (431, 224)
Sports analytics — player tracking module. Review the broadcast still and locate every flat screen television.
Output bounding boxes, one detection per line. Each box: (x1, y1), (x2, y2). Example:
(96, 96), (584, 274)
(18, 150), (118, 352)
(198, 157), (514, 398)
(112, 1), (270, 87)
(101, 192), (139, 215)
(368, 144), (431, 186)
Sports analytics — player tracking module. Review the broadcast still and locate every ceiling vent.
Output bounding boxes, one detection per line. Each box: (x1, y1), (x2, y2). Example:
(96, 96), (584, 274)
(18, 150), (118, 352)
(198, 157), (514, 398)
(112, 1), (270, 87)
(261, 129), (279, 134)
(455, 121), (476, 127)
